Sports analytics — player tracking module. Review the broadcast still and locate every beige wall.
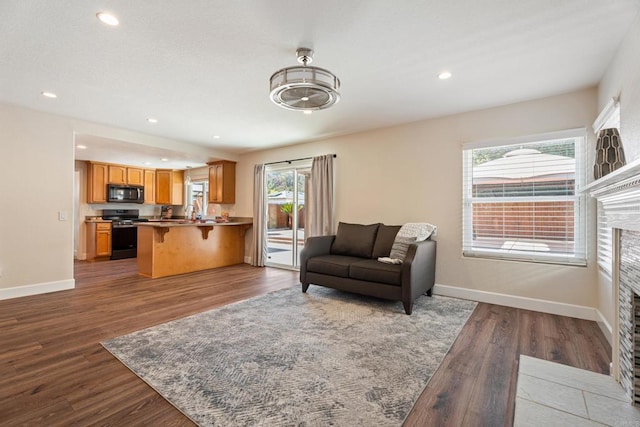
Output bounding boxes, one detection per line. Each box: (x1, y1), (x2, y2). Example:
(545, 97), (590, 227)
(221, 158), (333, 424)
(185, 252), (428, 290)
(237, 88), (599, 308)
(596, 15), (640, 328)
(0, 105), (75, 292)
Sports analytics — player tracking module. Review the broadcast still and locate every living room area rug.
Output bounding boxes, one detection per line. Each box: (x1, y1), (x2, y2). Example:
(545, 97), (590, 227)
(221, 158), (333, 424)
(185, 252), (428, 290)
(102, 286), (477, 426)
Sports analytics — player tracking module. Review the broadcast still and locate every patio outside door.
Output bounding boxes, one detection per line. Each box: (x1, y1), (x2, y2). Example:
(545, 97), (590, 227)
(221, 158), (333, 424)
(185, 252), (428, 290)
(265, 163), (309, 269)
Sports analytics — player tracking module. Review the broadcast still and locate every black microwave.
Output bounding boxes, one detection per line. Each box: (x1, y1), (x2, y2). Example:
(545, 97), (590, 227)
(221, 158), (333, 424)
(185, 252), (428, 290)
(107, 184), (144, 204)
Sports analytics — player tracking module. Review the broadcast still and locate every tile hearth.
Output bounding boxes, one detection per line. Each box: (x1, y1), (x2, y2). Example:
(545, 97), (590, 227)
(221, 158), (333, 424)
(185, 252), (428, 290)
(514, 355), (640, 426)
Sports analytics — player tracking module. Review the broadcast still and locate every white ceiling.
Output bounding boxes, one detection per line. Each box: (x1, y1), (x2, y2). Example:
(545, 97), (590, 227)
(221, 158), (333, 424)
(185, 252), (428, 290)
(2, 1), (639, 168)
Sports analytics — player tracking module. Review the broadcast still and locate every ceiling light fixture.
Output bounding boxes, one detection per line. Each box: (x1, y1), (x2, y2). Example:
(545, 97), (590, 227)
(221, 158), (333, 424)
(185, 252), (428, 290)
(213, 135), (221, 139)
(269, 47), (340, 112)
(161, 158), (168, 162)
(41, 91), (57, 98)
(96, 12), (119, 26)
(146, 117), (158, 123)
(438, 71), (452, 80)
(76, 144), (87, 149)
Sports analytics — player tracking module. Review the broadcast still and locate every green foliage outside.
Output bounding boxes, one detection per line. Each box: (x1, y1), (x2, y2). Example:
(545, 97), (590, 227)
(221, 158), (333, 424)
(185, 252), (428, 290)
(280, 202), (302, 215)
(266, 171), (305, 195)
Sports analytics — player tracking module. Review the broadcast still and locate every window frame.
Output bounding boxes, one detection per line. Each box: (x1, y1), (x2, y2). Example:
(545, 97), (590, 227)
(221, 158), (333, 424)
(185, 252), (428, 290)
(462, 128), (587, 266)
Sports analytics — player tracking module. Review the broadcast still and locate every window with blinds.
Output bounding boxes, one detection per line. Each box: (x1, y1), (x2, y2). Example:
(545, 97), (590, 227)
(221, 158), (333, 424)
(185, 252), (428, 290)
(597, 201), (613, 276)
(462, 129), (587, 265)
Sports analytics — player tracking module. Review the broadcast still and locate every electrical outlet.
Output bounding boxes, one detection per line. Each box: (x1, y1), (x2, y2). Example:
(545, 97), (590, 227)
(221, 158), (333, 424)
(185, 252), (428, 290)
(58, 211), (69, 221)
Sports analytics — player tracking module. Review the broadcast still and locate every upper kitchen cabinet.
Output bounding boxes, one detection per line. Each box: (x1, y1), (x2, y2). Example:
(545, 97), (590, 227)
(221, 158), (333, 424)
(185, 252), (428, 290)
(127, 167), (144, 186)
(108, 165), (127, 184)
(144, 169), (155, 204)
(87, 162), (108, 203)
(208, 161), (236, 204)
(108, 165), (143, 185)
(155, 169), (184, 205)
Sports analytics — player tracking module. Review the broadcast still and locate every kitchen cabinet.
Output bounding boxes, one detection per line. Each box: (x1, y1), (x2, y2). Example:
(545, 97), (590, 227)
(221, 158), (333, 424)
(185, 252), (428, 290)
(208, 161), (236, 204)
(108, 165), (127, 184)
(155, 169), (184, 205)
(109, 165), (143, 185)
(144, 169), (155, 204)
(87, 162), (108, 203)
(86, 221), (111, 260)
(127, 167), (144, 186)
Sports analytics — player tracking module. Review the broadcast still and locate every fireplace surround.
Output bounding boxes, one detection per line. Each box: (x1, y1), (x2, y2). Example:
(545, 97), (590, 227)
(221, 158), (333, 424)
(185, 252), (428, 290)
(586, 158), (640, 405)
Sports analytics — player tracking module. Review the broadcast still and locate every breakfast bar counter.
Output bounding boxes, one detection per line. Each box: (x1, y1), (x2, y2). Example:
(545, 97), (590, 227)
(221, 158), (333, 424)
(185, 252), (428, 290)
(136, 219), (252, 278)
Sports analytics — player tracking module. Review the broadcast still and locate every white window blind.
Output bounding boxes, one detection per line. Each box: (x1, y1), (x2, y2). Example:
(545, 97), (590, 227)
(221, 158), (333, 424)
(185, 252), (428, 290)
(597, 201), (613, 276)
(462, 129), (587, 265)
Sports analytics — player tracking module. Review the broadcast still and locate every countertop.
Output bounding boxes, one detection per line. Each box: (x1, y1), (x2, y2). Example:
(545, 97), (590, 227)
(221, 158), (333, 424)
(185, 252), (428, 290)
(138, 220), (252, 227)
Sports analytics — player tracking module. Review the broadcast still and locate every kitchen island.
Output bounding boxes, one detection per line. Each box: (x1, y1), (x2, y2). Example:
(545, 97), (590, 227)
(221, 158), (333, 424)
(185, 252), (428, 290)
(136, 219), (252, 278)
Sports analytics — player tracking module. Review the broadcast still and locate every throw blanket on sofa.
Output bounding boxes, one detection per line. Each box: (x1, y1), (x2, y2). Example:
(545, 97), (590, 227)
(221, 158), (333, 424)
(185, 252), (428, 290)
(379, 223), (437, 264)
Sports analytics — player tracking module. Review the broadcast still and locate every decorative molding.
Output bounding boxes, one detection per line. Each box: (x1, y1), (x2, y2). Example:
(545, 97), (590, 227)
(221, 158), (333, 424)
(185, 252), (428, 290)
(433, 284), (599, 321)
(593, 96), (620, 133)
(584, 158), (640, 232)
(0, 279), (75, 300)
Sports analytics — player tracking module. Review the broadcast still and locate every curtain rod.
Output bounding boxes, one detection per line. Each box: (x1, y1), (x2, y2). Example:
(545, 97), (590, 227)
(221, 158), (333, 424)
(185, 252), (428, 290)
(264, 154), (336, 166)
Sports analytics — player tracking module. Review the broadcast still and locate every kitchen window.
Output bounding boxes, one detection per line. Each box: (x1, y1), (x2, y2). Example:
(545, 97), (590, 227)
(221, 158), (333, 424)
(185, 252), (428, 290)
(462, 129), (587, 266)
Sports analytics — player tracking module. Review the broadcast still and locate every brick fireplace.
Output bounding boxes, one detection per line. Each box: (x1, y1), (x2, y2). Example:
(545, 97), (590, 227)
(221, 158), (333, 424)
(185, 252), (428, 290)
(587, 159), (640, 405)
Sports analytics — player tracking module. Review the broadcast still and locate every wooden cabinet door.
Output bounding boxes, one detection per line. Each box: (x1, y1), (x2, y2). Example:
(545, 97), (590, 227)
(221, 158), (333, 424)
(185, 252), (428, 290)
(87, 162), (108, 203)
(209, 164), (223, 203)
(96, 228), (111, 256)
(108, 165), (127, 184)
(127, 168), (144, 186)
(171, 170), (184, 205)
(155, 169), (172, 205)
(208, 161), (235, 204)
(144, 169), (155, 204)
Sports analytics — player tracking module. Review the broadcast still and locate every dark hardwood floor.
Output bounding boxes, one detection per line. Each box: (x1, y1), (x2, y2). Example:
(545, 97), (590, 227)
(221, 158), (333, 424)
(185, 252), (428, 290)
(0, 259), (611, 426)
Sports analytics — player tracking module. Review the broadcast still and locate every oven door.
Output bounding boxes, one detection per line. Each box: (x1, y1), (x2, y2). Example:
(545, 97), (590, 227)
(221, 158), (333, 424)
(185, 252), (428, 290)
(111, 225), (138, 259)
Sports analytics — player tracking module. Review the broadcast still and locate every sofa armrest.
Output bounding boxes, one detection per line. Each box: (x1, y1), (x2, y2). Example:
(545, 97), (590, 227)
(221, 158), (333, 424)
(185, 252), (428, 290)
(401, 239), (437, 303)
(299, 235), (335, 284)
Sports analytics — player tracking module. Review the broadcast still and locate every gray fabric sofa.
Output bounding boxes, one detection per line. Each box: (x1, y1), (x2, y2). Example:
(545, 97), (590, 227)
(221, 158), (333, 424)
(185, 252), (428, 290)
(299, 222), (436, 314)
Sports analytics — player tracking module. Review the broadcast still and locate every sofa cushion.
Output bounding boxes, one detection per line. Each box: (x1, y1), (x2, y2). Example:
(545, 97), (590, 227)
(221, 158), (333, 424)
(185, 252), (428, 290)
(371, 225), (402, 258)
(307, 255), (365, 278)
(349, 259), (402, 286)
(330, 222), (380, 258)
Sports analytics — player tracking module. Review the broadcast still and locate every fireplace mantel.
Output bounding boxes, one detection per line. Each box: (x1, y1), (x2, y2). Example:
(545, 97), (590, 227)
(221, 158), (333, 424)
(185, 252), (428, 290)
(584, 157), (640, 231)
(583, 156), (640, 403)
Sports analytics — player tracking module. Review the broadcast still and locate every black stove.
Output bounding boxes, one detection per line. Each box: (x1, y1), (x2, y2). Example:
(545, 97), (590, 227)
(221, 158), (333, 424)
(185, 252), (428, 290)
(102, 209), (148, 259)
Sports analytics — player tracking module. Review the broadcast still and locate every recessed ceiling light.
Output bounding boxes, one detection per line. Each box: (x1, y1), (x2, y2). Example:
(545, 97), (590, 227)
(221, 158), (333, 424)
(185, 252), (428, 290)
(96, 12), (119, 26)
(76, 144), (87, 149)
(161, 158), (168, 162)
(213, 135), (221, 139)
(143, 161), (152, 166)
(41, 91), (57, 98)
(146, 117), (158, 124)
(438, 71), (452, 80)
(303, 110), (313, 115)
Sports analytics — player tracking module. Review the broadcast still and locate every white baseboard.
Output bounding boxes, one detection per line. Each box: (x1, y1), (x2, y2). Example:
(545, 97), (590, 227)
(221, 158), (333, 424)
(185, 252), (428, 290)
(595, 310), (613, 345)
(0, 279), (75, 300)
(433, 283), (600, 322)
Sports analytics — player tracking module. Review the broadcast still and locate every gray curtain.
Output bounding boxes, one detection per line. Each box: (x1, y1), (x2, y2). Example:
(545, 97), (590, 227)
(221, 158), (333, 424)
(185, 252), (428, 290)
(251, 164), (267, 266)
(308, 154), (335, 237)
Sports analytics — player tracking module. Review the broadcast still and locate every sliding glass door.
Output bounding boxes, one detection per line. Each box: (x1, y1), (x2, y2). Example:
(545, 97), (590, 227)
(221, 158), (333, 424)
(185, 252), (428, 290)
(265, 162), (309, 269)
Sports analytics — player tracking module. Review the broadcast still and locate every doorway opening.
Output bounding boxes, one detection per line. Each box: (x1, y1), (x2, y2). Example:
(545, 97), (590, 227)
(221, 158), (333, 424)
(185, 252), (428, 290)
(265, 162), (310, 269)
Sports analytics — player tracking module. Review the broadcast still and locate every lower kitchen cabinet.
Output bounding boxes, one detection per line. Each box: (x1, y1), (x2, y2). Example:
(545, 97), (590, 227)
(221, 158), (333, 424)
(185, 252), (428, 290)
(86, 221), (112, 260)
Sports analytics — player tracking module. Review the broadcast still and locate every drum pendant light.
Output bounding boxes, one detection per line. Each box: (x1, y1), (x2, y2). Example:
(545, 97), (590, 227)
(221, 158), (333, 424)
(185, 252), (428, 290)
(269, 48), (340, 112)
